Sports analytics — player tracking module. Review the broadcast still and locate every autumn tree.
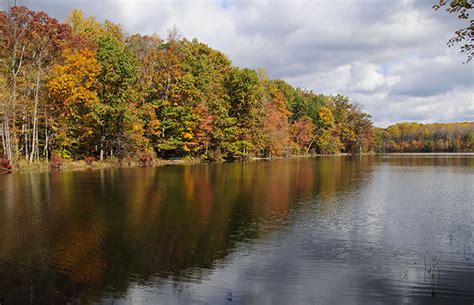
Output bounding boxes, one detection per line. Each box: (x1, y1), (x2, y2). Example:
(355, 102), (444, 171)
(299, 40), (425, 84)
(316, 106), (342, 154)
(181, 39), (232, 159)
(0, 5), (75, 162)
(47, 48), (101, 158)
(126, 33), (162, 153)
(259, 75), (290, 157)
(434, 0), (473, 62)
(224, 67), (264, 159)
(95, 35), (140, 159)
(291, 116), (316, 154)
(26, 10), (73, 163)
(138, 31), (201, 157)
(331, 95), (374, 154)
(0, 4), (32, 160)
(66, 9), (109, 43)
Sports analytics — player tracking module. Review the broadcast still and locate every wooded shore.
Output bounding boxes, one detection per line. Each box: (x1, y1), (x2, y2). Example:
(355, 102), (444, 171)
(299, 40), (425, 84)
(2, 154), (355, 174)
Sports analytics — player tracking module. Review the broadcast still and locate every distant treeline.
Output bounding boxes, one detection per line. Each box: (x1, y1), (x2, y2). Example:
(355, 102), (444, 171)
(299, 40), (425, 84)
(375, 122), (474, 153)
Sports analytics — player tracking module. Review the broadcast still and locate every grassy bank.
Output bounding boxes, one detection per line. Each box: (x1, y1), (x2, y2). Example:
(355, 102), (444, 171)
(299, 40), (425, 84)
(2, 153), (374, 175)
(4, 158), (200, 174)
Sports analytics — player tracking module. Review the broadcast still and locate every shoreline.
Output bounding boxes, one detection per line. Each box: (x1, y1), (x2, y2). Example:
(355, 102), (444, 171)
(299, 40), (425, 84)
(2, 158), (200, 175)
(2, 152), (474, 175)
(1, 154), (342, 175)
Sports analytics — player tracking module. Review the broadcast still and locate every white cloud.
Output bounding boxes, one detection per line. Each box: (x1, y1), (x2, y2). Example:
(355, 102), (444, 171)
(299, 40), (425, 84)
(349, 63), (400, 93)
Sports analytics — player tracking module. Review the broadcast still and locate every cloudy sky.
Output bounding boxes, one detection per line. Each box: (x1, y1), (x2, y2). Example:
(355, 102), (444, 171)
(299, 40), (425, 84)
(29, 0), (473, 127)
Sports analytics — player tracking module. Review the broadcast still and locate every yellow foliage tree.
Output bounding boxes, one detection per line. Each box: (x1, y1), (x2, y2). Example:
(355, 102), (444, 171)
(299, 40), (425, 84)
(47, 48), (101, 158)
(317, 106), (342, 154)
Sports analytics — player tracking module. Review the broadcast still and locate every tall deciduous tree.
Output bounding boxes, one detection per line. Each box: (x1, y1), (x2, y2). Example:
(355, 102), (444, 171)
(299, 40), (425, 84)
(0, 4), (32, 160)
(224, 67), (264, 159)
(95, 35), (140, 159)
(291, 116), (316, 153)
(316, 106), (342, 154)
(260, 75), (290, 157)
(27, 10), (72, 163)
(47, 48), (101, 158)
(181, 39), (232, 159)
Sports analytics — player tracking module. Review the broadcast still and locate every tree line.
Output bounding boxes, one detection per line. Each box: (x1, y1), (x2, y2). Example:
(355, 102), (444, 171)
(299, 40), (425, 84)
(0, 5), (375, 164)
(375, 122), (474, 152)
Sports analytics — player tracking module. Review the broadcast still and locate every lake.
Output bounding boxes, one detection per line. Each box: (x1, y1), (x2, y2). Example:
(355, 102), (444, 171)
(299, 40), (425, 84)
(0, 155), (473, 304)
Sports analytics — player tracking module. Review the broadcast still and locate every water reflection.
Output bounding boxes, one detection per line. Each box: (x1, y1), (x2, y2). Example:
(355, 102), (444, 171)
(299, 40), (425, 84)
(0, 156), (472, 304)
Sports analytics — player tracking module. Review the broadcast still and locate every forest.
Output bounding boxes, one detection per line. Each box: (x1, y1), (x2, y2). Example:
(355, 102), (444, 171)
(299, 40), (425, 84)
(375, 122), (473, 153)
(0, 5), (375, 164)
(0, 5), (472, 167)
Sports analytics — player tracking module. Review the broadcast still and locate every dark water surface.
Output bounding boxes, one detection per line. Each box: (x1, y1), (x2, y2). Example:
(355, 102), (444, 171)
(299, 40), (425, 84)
(0, 155), (473, 304)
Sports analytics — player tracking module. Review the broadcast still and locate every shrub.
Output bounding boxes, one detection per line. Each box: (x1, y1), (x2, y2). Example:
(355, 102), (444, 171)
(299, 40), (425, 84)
(51, 154), (62, 170)
(0, 159), (12, 174)
(84, 156), (95, 166)
(119, 155), (133, 167)
(139, 153), (153, 167)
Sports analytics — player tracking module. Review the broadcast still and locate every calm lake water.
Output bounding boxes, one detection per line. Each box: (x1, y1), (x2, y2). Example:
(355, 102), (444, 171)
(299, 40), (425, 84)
(0, 155), (473, 305)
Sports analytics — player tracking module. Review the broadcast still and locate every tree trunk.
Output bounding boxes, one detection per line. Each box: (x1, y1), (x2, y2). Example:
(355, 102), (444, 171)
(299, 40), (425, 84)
(306, 134), (318, 155)
(35, 128), (39, 160)
(1, 121), (6, 157)
(2, 116), (12, 160)
(21, 121), (28, 159)
(5, 2), (27, 160)
(44, 112), (49, 160)
(29, 70), (41, 164)
(10, 28), (21, 160)
(10, 24), (17, 160)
